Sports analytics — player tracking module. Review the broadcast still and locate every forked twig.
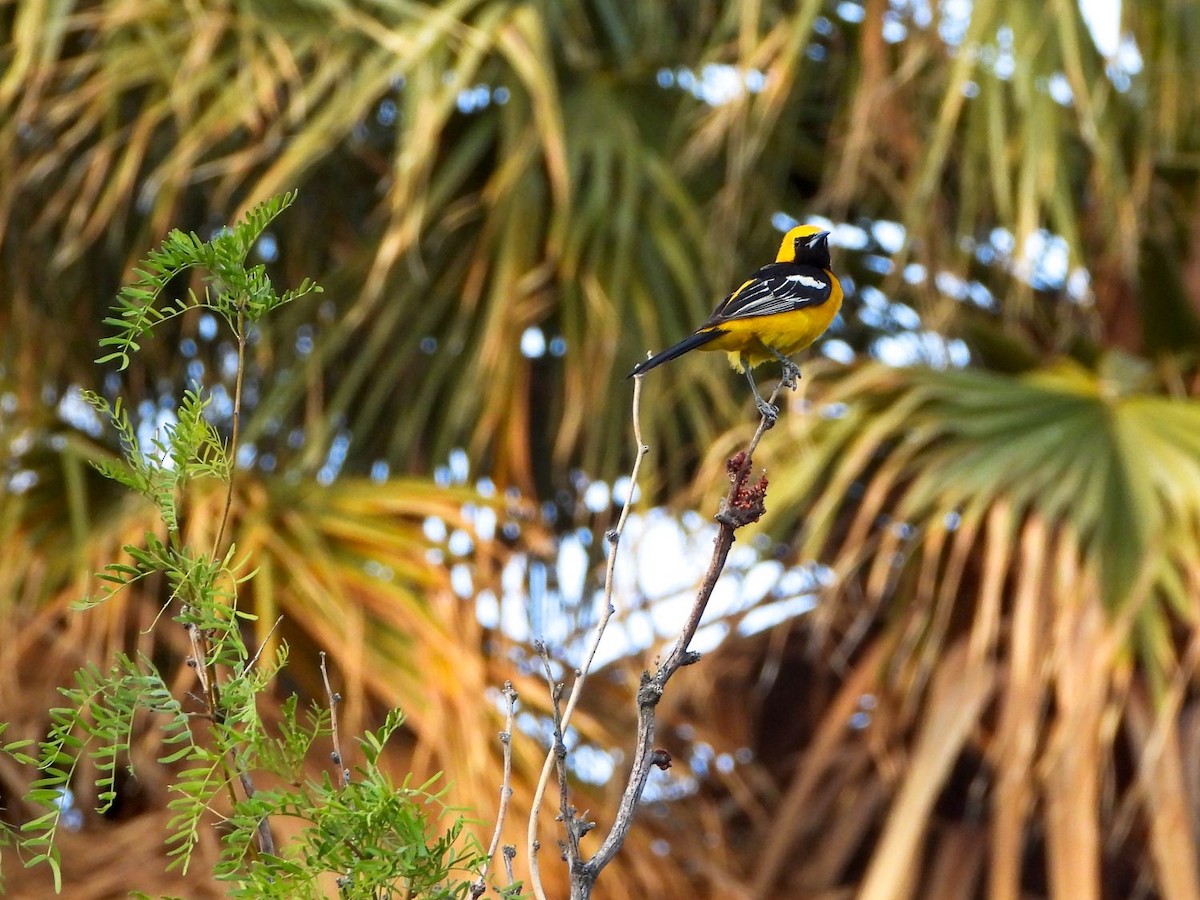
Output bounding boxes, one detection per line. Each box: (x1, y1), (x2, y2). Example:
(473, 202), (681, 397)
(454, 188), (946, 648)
(526, 375), (649, 899)
(537, 643), (594, 877)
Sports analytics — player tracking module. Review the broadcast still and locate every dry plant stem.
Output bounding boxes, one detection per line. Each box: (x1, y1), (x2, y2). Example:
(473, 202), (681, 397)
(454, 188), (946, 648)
(185, 622), (238, 803)
(320, 652), (350, 788)
(244, 616), (284, 672)
(526, 376), (650, 900)
(470, 683), (519, 899)
(320, 651), (352, 890)
(212, 306), (246, 559)
(537, 645), (592, 875)
(570, 381), (782, 899)
(502, 845), (517, 886)
(185, 621), (223, 723)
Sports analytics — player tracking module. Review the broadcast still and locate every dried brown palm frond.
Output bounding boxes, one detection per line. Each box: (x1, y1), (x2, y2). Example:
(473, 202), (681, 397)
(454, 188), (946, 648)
(661, 356), (1200, 897)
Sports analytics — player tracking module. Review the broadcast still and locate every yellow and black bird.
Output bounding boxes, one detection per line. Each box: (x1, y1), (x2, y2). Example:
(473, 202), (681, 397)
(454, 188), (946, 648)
(629, 224), (843, 420)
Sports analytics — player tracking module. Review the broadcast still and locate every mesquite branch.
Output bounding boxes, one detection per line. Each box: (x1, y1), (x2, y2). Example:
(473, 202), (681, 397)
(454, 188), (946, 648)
(527, 371), (784, 899)
(568, 384), (778, 897)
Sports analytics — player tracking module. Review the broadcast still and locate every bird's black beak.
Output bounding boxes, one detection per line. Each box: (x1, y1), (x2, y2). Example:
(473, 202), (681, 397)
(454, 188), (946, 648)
(806, 230), (830, 248)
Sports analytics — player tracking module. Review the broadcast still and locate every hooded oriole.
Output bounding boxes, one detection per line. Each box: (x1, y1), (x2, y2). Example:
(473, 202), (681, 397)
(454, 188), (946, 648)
(629, 224), (843, 419)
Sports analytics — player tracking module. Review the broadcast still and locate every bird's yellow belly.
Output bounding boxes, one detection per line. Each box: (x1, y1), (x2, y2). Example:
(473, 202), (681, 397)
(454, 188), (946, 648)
(704, 301), (842, 371)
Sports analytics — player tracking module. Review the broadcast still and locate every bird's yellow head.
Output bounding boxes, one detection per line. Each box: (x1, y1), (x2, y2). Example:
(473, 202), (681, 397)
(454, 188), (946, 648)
(776, 224), (831, 266)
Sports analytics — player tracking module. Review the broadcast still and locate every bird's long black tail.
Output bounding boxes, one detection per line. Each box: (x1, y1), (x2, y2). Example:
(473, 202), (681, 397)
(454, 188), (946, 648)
(628, 329), (724, 378)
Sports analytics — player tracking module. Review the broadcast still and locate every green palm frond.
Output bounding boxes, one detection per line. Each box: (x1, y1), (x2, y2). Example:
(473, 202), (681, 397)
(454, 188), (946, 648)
(763, 357), (1200, 622)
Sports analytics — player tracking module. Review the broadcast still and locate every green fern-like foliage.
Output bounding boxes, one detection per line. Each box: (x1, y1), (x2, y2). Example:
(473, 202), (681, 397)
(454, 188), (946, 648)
(21, 657), (198, 891)
(217, 709), (483, 899)
(96, 190), (321, 371)
(17, 192), (481, 896)
(1, 725), (37, 893)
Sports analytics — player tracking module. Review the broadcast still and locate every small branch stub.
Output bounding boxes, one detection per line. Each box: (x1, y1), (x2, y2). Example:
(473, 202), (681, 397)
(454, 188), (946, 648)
(636, 674), (663, 708)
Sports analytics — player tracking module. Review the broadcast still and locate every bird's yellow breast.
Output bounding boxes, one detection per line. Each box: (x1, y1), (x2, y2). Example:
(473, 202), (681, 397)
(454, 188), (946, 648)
(701, 288), (843, 371)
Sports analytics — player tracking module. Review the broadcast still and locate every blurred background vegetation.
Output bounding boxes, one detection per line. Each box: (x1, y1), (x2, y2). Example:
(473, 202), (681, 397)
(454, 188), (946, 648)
(3, 0), (1200, 896)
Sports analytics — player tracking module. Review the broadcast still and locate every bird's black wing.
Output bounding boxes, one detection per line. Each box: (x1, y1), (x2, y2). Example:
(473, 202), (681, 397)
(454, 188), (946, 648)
(705, 262), (834, 324)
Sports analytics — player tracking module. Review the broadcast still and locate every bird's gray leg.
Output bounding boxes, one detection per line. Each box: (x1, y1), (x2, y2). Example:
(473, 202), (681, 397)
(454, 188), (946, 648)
(744, 367), (778, 423)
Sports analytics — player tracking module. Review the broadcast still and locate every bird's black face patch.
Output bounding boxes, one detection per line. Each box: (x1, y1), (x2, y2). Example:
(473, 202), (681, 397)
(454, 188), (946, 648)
(795, 232), (826, 254)
(792, 231), (831, 267)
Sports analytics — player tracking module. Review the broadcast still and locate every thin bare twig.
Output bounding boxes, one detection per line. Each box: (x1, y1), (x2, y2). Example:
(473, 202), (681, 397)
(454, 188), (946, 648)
(186, 623), (211, 698)
(471, 682), (520, 899)
(320, 651), (350, 788)
(185, 621), (244, 820)
(526, 375), (649, 899)
(245, 616), (284, 672)
(538, 644), (594, 875)
(502, 845), (518, 892)
(320, 652), (352, 893)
